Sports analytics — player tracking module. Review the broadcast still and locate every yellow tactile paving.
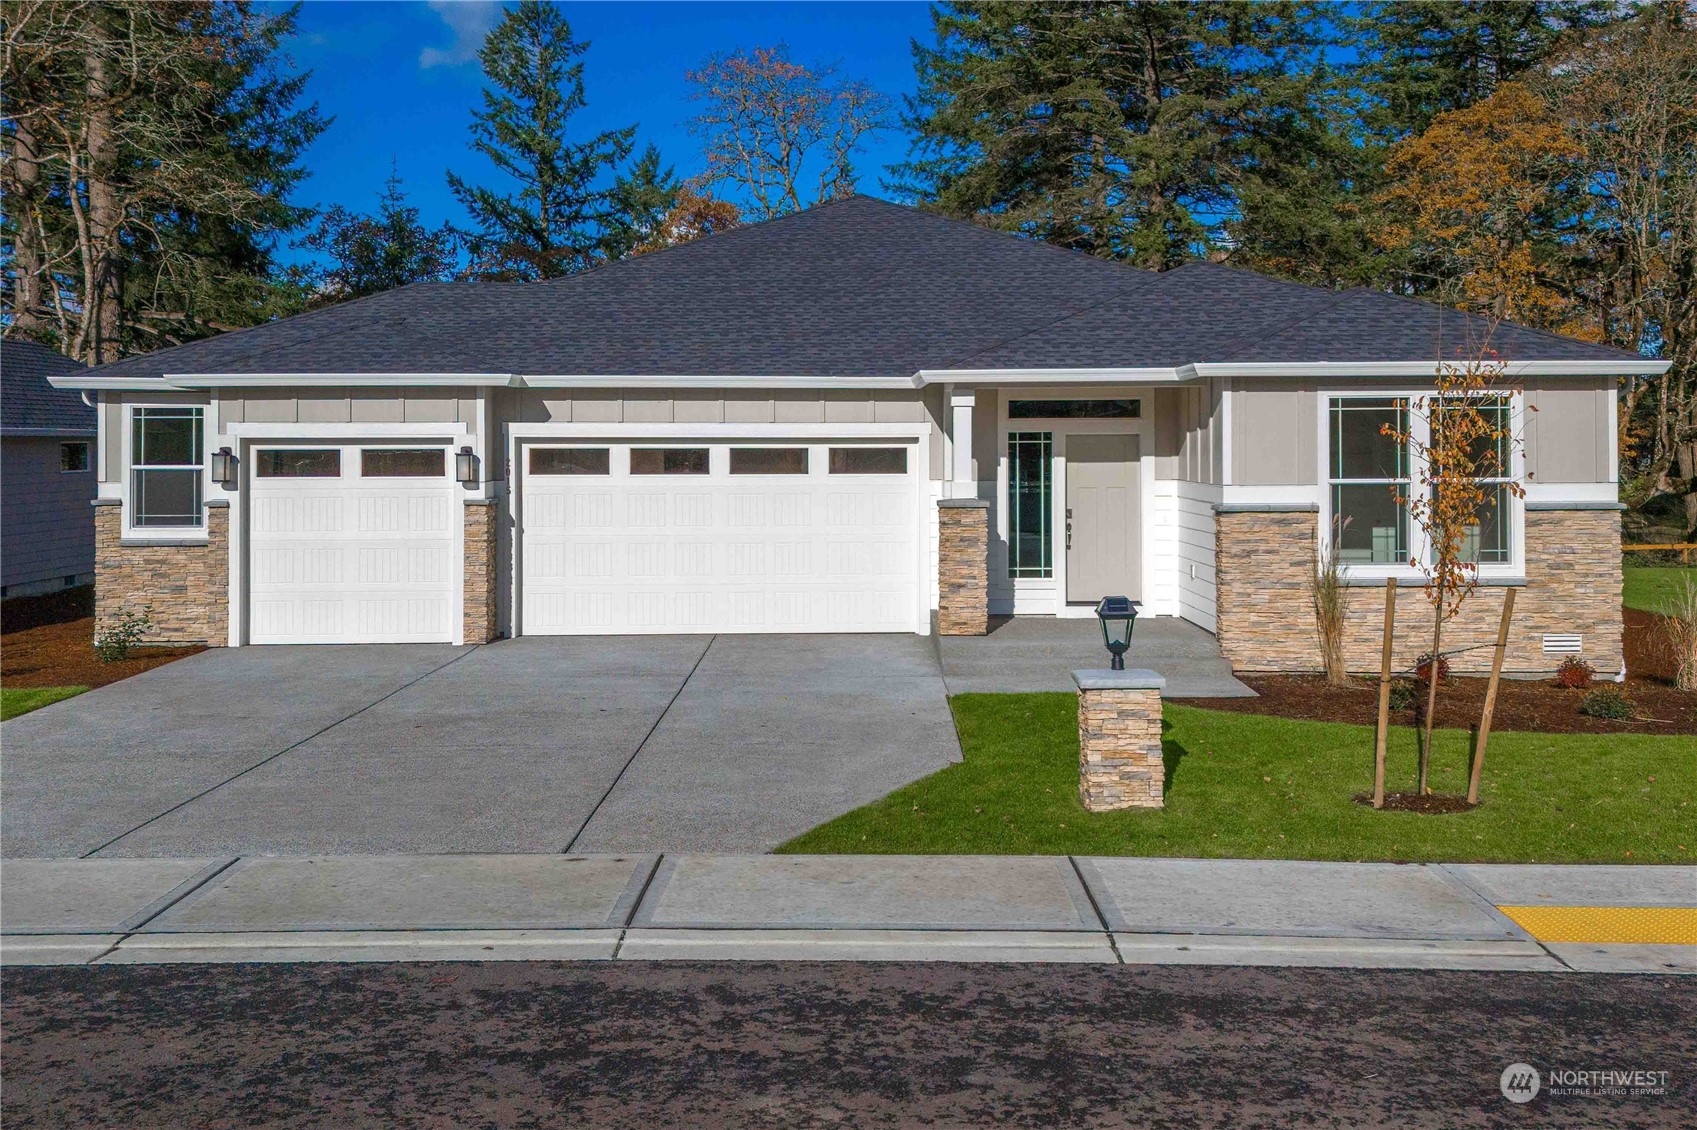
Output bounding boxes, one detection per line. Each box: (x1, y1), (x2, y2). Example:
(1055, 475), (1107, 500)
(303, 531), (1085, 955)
(1497, 906), (1697, 945)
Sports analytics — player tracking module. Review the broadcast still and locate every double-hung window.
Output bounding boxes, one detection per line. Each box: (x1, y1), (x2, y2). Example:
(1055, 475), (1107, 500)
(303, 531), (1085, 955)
(1434, 394), (1514, 565)
(1327, 397), (1410, 565)
(130, 407), (204, 529)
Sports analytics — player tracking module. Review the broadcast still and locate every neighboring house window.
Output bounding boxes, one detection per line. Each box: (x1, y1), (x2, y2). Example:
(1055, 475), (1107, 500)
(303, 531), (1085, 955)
(1327, 397), (1409, 565)
(130, 407), (204, 528)
(60, 442), (90, 472)
(1008, 431), (1053, 577)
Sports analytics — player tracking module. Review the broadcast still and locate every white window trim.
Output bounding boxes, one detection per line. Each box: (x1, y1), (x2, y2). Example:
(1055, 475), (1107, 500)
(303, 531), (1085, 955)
(122, 404), (209, 541)
(1317, 390), (1526, 583)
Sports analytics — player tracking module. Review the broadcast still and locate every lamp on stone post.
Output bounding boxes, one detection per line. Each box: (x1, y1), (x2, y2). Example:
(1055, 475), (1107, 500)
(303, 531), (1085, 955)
(1095, 595), (1139, 670)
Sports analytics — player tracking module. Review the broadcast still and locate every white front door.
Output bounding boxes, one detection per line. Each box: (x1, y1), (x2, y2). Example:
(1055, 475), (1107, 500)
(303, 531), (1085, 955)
(246, 444), (458, 644)
(519, 440), (921, 634)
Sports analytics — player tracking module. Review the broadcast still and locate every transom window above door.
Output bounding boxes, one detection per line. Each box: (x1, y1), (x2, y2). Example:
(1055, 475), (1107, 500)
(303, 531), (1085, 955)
(1008, 399), (1140, 419)
(530, 448), (610, 475)
(631, 447), (709, 475)
(361, 449), (446, 477)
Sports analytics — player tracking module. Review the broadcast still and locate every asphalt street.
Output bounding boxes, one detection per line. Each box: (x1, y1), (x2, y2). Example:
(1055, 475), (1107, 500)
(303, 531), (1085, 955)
(4, 962), (1691, 1129)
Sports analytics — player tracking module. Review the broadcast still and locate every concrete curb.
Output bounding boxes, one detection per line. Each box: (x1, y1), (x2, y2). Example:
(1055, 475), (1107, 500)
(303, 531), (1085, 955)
(4, 855), (1692, 973)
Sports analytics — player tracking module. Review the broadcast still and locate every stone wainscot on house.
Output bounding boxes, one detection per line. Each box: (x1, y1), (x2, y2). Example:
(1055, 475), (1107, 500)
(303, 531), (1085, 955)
(49, 197), (1667, 675)
(3, 339), (94, 599)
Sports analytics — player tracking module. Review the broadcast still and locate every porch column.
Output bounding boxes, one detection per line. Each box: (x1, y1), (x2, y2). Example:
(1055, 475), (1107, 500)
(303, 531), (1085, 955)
(937, 498), (989, 635)
(948, 388), (975, 500)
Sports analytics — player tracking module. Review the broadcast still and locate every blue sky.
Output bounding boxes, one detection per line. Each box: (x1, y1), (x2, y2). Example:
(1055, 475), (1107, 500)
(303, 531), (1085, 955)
(272, 1), (937, 265)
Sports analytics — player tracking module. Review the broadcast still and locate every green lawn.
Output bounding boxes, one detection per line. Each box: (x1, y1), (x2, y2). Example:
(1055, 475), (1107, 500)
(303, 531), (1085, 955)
(1, 685), (88, 721)
(1623, 565), (1697, 616)
(780, 694), (1695, 863)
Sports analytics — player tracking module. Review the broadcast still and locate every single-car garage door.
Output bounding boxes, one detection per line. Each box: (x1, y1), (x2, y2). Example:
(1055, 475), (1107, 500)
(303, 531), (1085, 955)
(247, 445), (458, 644)
(520, 440), (922, 634)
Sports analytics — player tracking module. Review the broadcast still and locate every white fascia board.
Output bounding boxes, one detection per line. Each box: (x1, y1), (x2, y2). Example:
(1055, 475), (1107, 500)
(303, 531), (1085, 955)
(916, 367), (1188, 385)
(164, 372), (518, 388)
(508, 422), (929, 440)
(1192, 360), (1669, 379)
(521, 374), (923, 390)
(45, 375), (171, 390)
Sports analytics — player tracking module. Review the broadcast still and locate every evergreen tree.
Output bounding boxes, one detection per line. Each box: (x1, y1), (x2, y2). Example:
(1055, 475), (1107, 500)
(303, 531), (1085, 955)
(446, 0), (635, 280)
(601, 144), (681, 262)
(1349, 0), (1617, 142)
(3, 1), (327, 359)
(300, 169), (458, 304)
(893, 1), (1323, 271)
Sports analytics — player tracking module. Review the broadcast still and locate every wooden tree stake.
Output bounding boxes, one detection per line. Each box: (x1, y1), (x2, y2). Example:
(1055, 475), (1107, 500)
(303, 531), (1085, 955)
(1373, 577), (1396, 809)
(1468, 587), (1516, 805)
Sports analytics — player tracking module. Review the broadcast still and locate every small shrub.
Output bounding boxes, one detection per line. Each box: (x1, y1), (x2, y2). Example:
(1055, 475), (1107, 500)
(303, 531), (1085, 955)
(94, 607), (153, 662)
(1553, 656), (1595, 689)
(1579, 686), (1634, 720)
(1412, 652), (1450, 683)
(1388, 679), (1418, 711)
(1311, 516), (1351, 687)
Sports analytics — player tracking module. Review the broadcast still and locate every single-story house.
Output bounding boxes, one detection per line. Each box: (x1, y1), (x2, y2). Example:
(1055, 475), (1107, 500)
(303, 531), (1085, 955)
(3, 339), (95, 599)
(48, 197), (1665, 674)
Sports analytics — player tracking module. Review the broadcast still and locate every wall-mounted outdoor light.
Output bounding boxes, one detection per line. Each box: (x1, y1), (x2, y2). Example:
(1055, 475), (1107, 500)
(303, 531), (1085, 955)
(456, 445), (479, 486)
(1095, 595), (1139, 671)
(210, 446), (237, 485)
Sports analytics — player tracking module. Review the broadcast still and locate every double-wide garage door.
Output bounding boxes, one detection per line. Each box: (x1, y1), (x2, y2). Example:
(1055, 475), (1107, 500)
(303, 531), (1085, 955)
(520, 440), (921, 634)
(247, 444), (458, 644)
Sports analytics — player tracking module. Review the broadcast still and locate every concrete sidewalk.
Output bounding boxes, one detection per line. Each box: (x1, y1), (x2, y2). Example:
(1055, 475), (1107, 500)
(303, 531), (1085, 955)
(3, 855), (1691, 972)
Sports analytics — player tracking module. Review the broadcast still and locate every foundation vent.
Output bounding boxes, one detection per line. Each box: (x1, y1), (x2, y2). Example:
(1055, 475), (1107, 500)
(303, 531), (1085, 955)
(1542, 634), (1583, 655)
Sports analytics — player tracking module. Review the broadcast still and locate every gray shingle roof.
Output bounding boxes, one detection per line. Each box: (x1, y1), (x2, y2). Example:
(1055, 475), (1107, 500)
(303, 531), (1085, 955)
(75, 196), (1644, 383)
(2, 339), (93, 433)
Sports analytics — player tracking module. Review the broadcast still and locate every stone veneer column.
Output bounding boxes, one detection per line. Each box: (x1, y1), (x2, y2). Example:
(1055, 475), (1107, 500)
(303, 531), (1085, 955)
(463, 498), (499, 644)
(93, 498), (229, 646)
(936, 498), (989, 635)
(1214, 506), (1320, 672)
(1074, 668), (1168, 810)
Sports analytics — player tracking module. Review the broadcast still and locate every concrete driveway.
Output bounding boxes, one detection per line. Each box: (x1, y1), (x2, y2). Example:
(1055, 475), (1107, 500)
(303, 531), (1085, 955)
(1, 635), (959, 858)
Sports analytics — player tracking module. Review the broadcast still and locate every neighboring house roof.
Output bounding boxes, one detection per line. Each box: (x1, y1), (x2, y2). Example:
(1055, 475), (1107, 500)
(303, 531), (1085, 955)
(60, 196), (1651, 386)
(2, 339), (94, 435)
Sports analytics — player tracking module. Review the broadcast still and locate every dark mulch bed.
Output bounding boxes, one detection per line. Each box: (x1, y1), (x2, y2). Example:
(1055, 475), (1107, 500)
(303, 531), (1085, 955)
(1192, 608), (1695, 736)
(1, 616), (202, 690)
(1, 585), (94, 633)
(1353, 791), (1477, 814)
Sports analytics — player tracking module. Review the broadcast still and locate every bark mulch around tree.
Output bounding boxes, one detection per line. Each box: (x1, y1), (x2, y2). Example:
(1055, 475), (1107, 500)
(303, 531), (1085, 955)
(1, 588), (201, 690)
(1191, 608), (1696, 737)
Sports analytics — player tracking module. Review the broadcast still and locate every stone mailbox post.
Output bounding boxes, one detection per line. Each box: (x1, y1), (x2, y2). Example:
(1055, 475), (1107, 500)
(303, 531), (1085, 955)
(1073, 668), (1167, 811)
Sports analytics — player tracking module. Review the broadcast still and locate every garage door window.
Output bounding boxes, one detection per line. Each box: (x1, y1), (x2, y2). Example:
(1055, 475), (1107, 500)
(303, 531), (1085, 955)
(530, 447), (609, 475)
(362, 449), (445, 477)
(257, 449), (340, 477)
(130, 407), (204, 528)
(631, 447), (709, 475)
(730, 447), (808, 475)
(829, 447), (906, 474)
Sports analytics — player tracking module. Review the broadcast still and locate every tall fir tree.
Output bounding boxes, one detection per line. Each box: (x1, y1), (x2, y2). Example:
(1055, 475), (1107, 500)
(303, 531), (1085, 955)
(3, 1), (327, 360)
(893, 1), (1329, 272)
(300, 169), (459, 304)
(446, 0), (635, 280)
(600, 144), (681, 262)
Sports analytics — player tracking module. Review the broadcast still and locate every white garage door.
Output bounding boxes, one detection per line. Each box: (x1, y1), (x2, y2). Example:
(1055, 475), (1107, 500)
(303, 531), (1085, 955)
(520, 441), (921, 634)
(247, 445), (458, 644)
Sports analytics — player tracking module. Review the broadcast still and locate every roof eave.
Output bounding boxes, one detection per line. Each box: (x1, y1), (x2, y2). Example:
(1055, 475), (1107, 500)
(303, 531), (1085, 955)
(1191, 360), (1668, 378)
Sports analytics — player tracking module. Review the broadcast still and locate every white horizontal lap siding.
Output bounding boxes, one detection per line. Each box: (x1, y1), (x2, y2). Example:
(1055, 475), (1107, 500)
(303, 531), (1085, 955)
(1175, 480), (1221, 633)
(519, 441), (923, 635)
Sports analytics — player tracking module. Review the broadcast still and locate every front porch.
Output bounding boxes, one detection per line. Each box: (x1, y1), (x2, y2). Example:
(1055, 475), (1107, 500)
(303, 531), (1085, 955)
(936, 615), (1254, 698)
